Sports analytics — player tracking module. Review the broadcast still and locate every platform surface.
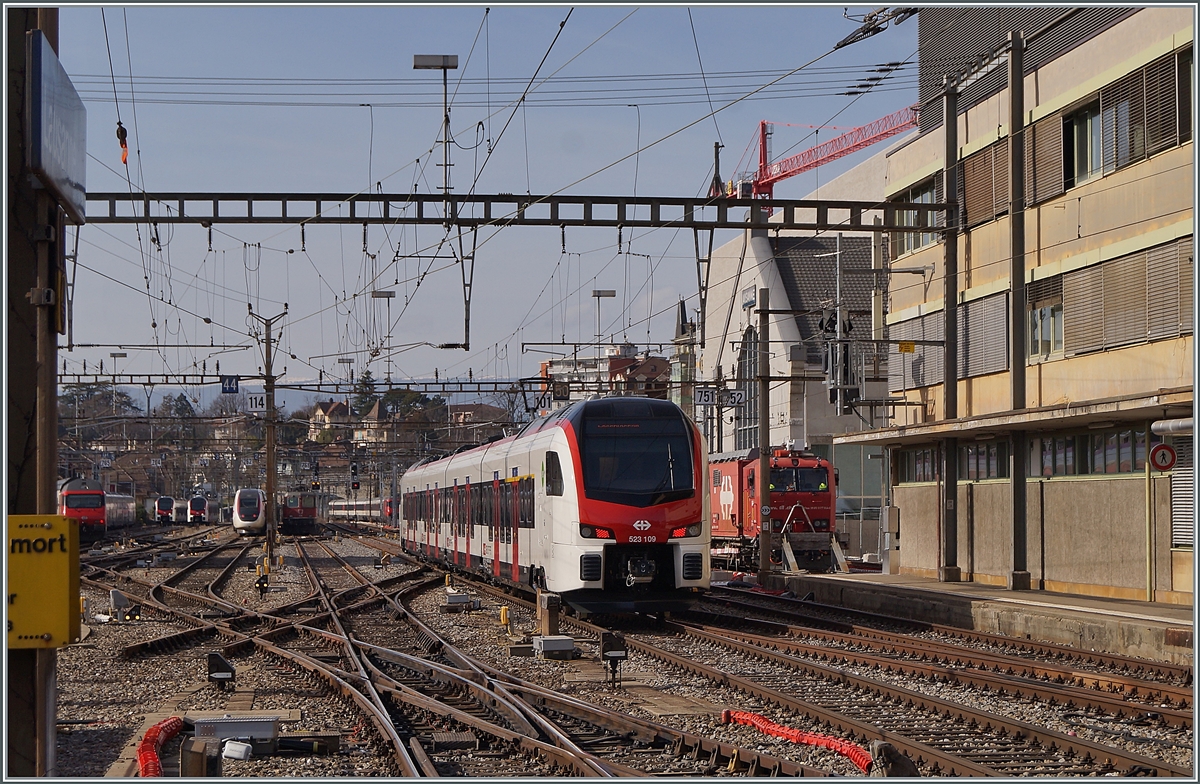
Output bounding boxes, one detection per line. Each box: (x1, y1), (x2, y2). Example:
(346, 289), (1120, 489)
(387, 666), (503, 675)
(721, 570), (1194, 666)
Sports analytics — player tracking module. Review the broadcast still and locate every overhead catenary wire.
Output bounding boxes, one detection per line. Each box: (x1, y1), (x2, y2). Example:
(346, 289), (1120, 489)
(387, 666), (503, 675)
(82, 10), (930, 389)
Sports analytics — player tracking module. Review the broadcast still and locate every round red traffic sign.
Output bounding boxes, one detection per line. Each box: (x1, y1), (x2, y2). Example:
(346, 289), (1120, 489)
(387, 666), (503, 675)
(1149, 443), (1177, 471)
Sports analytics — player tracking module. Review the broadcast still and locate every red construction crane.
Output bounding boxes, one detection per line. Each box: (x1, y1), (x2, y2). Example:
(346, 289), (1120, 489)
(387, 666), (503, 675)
(749, 105), (919, 199)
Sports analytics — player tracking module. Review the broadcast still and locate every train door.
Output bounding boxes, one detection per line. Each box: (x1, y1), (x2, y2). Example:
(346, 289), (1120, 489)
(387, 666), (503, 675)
(427, 489), (436, 557)
(491, 472), (501, 578)
(514, 475), (530, 583)
(461, 484), (470, 568)
(502, 475), (517, 582)
(450, 482), (459, 566)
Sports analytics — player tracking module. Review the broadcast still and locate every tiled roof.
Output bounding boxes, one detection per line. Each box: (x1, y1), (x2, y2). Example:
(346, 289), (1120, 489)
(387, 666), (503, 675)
(772, 235), (874, 363)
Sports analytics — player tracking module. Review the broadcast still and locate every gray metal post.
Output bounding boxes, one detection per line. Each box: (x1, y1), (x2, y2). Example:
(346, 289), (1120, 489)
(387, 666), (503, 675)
(249, 306), (287, 571)
(941, 76), (961, 582)
(1007, 31), (1031, 591)
(757, 287), (772, 583)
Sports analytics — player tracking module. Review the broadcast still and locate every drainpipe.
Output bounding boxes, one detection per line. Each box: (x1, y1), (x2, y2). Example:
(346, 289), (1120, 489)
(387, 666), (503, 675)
(1145, 422), (1154, 602)
(1151, 418), (1193, 436)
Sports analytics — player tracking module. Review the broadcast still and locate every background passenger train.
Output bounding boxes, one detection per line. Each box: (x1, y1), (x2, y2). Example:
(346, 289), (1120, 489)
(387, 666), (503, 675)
(188, 496), (209, 524)
(398, 397), (709, 614)
(173, 499), (190, 524)
(105, 493), (137, 532)
(57, 477), (108, 539)
(327, 496), (384, 524)
(232, 488), (268, 535)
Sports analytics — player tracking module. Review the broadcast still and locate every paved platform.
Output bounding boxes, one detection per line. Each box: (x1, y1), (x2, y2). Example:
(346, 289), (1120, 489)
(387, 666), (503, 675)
(737, 570), (1194, 666)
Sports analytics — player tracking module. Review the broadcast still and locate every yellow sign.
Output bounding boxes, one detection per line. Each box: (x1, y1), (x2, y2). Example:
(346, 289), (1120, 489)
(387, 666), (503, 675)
(7, 515), (80, 648)
(898, 341), (916, 354)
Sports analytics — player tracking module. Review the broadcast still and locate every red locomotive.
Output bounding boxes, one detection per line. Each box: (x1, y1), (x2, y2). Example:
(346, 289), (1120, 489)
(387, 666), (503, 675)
(57, 477), (107, 540)
(709, 447), (847, 572)
(279, 490), (332, 535)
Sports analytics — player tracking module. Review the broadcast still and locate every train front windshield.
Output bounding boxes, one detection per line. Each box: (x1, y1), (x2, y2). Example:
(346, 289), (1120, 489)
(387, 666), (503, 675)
(580, 417), (694, 507)
(189, 498), (206, 512)
(238, 494), (261, 517)
(65, 494), (104, 509)
(770, 468), (829, 492)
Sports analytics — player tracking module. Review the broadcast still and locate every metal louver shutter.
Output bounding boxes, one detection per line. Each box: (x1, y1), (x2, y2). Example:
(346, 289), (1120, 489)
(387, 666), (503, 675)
(962, 146), (994, 228)
(957, 293), (1009, 378)
(1179, 49), (1193, 143)
(1102, 251), (1148, 348)
(1180, 236), (1194, 334)
(1170, 438), (1193, 548)
(1101, 68), (1146, 173)
(1144, 51), (1179, 156)
(918, 311), (944, 388)
(888, 315), (944, 391)
(1026, 274), (1063, 306)
(887, 320), (907, 393)
(1146, 241), (1181, 339)
(682, 552), (703, 581)
(1064, 264), (1104, 355)
(917, 9), (1138, 133)
(1025, 114), (1065, 205)
(992, 140), (1009, 219)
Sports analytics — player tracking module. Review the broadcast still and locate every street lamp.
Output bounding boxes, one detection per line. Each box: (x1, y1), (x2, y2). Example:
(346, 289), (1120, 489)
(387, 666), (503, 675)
(414, 54), (459, 213)
(592, 290), (616, 362)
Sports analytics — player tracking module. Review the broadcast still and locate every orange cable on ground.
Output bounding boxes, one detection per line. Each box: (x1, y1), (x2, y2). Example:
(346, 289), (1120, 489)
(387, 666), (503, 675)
(136, 716), (184, 777)
(721, 709), (872, 773)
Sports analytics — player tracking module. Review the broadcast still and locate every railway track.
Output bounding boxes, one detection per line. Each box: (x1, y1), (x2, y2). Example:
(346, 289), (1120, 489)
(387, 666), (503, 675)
(441, 565), (1192, 777)
(64, 531), (1194, 777)
(710, 587), (1192, 684)
(685, 605), (1194, 724)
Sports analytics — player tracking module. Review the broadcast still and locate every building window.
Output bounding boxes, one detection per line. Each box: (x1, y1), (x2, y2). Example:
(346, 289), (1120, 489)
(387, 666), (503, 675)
(1028, 428), (1156, 477)
(898, 446), (939, 483)
(891, 177), (938, 257)
(1064, 102), (1102, 188)
(735, 327), (759, 451)
(959, 441), (1009, 480)
(1028, 300), (1063, 358)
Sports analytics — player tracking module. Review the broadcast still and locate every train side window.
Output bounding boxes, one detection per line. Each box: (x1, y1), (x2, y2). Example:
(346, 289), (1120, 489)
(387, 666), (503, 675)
(546, 451), (564, 496)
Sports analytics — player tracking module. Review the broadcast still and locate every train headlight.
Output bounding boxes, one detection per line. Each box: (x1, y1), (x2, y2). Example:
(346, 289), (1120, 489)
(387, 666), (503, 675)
(580, 525), (614, 540)
(669, 523), (703, 539)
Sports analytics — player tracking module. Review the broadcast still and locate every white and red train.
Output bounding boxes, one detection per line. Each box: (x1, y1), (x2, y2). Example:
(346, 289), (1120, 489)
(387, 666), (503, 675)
(397, 397), (710, 614)
(57, 477), (136, 539)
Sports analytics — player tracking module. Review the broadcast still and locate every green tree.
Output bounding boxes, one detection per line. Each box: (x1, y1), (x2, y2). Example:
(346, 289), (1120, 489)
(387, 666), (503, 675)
(381, 388), (433, 419)
(59, 382), (144, 443)
(350, 370), (380, 417)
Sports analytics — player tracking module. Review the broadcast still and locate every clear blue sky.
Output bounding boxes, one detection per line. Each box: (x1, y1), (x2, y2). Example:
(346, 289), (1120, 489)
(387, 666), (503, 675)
(56, 4), (920, 410)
